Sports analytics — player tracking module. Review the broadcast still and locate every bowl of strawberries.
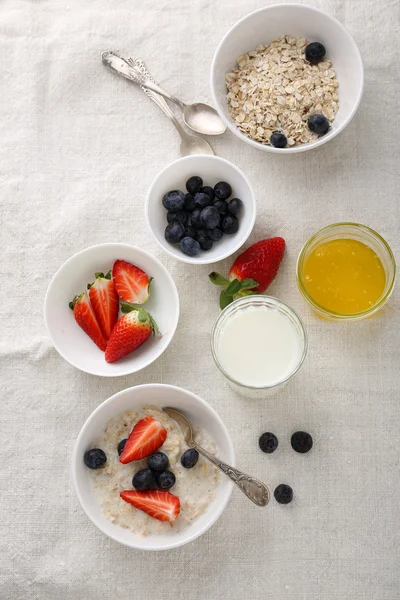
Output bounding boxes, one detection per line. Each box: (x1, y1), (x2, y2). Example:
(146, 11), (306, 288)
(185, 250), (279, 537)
(44, 243), (180, 376)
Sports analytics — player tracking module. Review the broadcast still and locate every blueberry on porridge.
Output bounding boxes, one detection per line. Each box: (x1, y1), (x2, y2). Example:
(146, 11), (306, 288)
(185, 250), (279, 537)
(86, 407), (219, 535)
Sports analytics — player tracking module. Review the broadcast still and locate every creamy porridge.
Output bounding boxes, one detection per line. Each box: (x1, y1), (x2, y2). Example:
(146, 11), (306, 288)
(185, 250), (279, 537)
(88, 406), (219, 536)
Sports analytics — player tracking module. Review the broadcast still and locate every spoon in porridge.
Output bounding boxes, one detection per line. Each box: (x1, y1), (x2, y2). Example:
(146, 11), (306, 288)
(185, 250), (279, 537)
(163, 407), (270, 506)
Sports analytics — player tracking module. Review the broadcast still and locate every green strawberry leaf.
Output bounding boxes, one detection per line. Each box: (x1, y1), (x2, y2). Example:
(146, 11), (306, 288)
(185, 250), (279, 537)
(220, 289), (234, 309)
(209, 272), (230, 286)
(239, 278), (259, 290)
(94, 272), (105, 279)
(120, 303), (138, 314)
(104, 270), (112, 280)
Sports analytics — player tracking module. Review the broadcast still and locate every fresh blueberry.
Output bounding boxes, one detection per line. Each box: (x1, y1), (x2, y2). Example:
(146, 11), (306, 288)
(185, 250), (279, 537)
(207, 227), (223, 242)
(162, 190), (185, 211)
(197, 235), (213, 251)
(291, 431), (313, 453)
(308, 114), (330, 135)
(258, 432), (278, 454)
(189, 208), (203, 229)
(167, 210), (188, 226)
(186, 176), (203, 195)
(156, 470), (176, 490)
(201, 186), (215, 201)
(221, 215), (239, 234)
(148, 451), (169, 472)
(183, 225), (197, 239)
(181, 448), (199, 469)
(270, 132), (287, 148)
(305, 42), (326, 64)
(84, 448), (107, 470)
(194, 227), (208, 238)
(179, 236), (201, 257)
(200, 205), (220, 229)
(184, 193), (196, 212)
(274, 484), (293, 504)
(194, 192), (212, 209)
(214, 181), (232, 200)
(214, 199), (228, 215)
(132, 468), (157, 491)
(165, 222), (185, 244)
(228, 198), (243, 215)
(117, 439), (127, 456)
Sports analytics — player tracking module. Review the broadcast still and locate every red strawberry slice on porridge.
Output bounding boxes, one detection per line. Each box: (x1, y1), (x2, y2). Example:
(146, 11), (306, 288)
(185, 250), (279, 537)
(209, 237), (286, 308)
(119, 416), (167, 463)
(120, 490), (180, 522)
(112, 260), (152, 305)
(69, 291), (107, 351)
(105, 307), (159, 363)
(88, 271), (119, 340)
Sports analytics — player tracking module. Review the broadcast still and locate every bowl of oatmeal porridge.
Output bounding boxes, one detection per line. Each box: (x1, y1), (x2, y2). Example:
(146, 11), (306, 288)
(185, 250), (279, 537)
(210, 4), (363, 153)
(72, 384), (234, 550)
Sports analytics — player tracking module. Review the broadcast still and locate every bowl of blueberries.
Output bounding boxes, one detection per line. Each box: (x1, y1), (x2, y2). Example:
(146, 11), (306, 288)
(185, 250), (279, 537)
(145, 155), (256, 264)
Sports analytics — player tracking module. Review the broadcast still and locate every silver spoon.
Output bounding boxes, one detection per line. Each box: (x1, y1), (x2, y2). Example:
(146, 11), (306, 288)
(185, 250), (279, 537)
(102, 51), (226, 136)
(163, 407), (270, 507)
(124, 57), (213, 156)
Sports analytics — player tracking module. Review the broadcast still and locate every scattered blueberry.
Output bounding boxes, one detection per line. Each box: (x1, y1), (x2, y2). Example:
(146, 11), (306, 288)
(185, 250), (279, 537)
(165, 222), (185, 244)
(214, 181), (232, 200)
(189, 208), (203, 229)
(274, 484), (293, 504)
(197, 235), (213, 251)
(194, 192), (212, 209)
(167, 210), (188, 226)
(200, 205), (220, 229)
(214, 199), (228, 215)
(181, 448), (199, 469)
(84, 449), (107, 470)
(201, 186), (215, 201)
(148, 451), (169, 472)
(156, 470), (176, 490)
(308, 114), (330, 135)
(305, 42), (326, 64)
(270, 132), (287, 148)
(162, 190), (185, 211)
(132, 468), (157, 491)
(117, 439), (127, 456)
(184, 193), (196, 212)
(208, 227), (223, 242)
(221, 214), (239, 234)
(186, 176), (203, 195)
(258, 432), (278, 454)
(179, 236), (201, 257)
(228, 198), (243, 215)
(183, 225), (197, 239)
(291, 431), (313, 454)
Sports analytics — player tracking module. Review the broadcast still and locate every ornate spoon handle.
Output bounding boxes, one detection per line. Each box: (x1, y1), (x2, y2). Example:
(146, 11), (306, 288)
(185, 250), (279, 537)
(190, 441), (270, 507)
(125, 57), (186, 136)
(102, 52), (184, 109)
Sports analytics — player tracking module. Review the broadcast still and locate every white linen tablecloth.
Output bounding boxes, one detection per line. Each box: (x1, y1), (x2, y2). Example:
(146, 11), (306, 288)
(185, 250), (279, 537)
(1, 0), (399, 598)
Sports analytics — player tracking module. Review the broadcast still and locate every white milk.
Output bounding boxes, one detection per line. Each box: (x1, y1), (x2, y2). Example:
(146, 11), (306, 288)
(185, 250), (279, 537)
(216, 305), (301, 388)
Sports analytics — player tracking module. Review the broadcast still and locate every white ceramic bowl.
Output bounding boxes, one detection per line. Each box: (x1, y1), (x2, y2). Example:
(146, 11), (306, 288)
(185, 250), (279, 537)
(211, 4), (364, 154)
(44, 243), (179, 377)
(72, 384), (235, 550)
(145, 155), (256, 264)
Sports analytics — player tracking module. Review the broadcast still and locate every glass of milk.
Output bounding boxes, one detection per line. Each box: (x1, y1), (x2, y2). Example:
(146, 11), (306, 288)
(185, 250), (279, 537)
(211, 296), (307, 398)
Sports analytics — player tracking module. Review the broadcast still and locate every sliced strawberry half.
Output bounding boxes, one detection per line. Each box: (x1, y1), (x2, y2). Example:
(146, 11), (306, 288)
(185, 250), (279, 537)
(112, 259), (152, 305)
(88, 271), (119, 340)
(69, 291), (107, 351)
(120, 490), (180, 522)
(104, 307), (159, 364)
(119, 416), (167, 463)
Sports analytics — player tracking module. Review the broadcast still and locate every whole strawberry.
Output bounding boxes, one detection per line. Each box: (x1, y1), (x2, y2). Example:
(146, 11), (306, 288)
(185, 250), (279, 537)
(209, 237), (285, 308)
(105, 306), (159, 363)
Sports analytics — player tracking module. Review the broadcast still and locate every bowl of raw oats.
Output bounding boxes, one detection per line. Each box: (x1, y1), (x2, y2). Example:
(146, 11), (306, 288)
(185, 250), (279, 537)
(210, 4), (363, 153)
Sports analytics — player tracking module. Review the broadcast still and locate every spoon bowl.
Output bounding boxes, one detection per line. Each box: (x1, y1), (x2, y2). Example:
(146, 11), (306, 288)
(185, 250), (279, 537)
(183, 102), (227, 136)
